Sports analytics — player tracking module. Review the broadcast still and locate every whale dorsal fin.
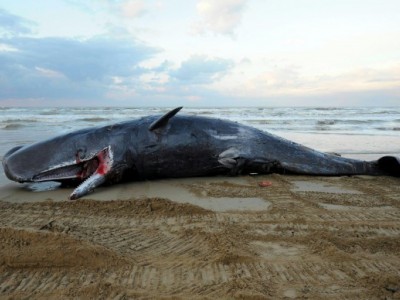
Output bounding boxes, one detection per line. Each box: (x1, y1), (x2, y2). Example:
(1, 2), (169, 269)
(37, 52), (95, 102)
(149, 106), (183, 131)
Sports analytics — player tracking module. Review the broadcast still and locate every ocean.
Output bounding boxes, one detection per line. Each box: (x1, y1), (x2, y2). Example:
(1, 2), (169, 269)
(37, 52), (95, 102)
(1, 106), (399, 186)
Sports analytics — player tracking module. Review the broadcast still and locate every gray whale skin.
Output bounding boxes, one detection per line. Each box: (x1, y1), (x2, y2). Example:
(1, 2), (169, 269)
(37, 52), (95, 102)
(2, 107), (399, 200)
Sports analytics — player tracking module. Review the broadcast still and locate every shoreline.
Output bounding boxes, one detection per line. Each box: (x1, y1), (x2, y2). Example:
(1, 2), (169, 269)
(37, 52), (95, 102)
(0, 167), (397, 203)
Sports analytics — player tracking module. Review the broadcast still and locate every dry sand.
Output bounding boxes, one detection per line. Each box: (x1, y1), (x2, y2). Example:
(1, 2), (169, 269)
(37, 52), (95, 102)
(0, 174), (400, 299)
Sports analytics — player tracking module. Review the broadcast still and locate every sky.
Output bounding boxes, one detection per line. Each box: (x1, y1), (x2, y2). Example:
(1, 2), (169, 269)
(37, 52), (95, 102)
(0, 0), (399, 107)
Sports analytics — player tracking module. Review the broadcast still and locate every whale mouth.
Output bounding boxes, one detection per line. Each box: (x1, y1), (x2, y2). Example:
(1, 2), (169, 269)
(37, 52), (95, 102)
(32, 147), (111, 182)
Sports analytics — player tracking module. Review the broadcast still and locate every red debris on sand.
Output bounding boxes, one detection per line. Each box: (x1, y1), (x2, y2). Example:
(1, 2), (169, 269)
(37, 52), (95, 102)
(258, 181), (272, 187)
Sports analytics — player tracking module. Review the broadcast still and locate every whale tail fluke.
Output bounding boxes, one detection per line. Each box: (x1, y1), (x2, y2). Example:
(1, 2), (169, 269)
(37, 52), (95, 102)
(377, 156), (400, 176)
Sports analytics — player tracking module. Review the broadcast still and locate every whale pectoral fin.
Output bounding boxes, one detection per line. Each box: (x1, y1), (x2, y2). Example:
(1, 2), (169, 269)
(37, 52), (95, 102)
(218, 147), (249, 175)
(218, 148), (284, 175)
(219, 157), (247, 175)
(219, 147), (241, 174)
(149, 107), (183, 131)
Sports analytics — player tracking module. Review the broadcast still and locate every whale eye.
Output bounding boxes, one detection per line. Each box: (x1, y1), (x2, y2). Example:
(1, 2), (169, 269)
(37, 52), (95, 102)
(76, 148), (87, 161)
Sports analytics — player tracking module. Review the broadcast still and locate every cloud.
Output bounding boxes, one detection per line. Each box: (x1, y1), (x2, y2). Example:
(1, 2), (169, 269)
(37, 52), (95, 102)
(0, 9), (36, 36)
(0, 36), (160, 103)
(214, 62), (400, 105)
(119, 0), (147, 18)
(63, 0), (147, 18)
(192, 0), (248, 35)
(104, 55), (235, 105)
(170, 55), (234, 84)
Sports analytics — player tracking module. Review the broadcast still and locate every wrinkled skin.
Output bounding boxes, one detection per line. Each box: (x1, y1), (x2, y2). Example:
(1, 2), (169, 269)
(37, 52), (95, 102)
(2, 108), (400, 200)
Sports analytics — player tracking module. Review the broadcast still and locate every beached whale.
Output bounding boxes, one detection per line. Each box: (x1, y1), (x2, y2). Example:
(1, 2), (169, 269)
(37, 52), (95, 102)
(2, 107), (400, 200)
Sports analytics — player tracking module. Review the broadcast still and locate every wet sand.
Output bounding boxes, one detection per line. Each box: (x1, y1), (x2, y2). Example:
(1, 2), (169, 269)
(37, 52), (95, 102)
(1, 174), (400, 299)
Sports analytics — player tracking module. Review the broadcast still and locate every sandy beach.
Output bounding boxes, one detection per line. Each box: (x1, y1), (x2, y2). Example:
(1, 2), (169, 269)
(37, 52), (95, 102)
(0, 174), (399, 299)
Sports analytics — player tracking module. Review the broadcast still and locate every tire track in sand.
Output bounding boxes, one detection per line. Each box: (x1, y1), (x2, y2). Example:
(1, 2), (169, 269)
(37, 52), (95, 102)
(1, 175), (400, 299)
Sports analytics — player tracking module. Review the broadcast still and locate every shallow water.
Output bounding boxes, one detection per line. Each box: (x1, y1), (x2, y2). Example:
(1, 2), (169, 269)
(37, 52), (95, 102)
(0, 177), (271, 212)
(141, 180), (270, 212)
(291, 180), (363, 194)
